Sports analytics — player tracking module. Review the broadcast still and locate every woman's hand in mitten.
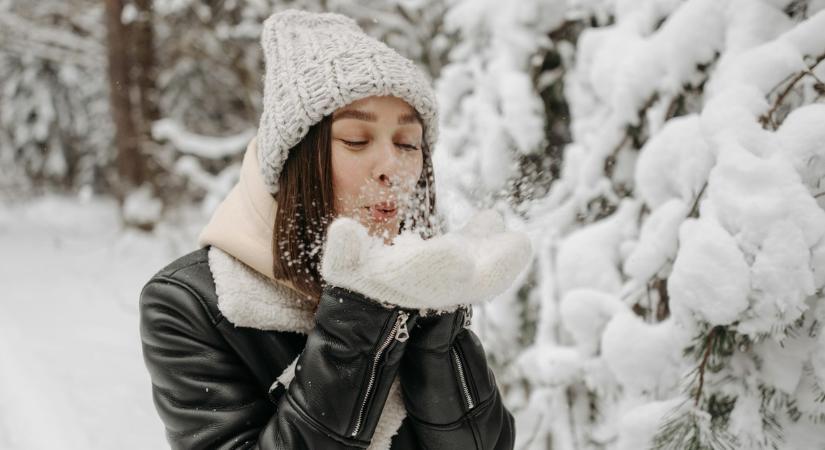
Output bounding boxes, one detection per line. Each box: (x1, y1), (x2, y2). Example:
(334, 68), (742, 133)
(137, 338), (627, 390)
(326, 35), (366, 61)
(319, 209), (532, 311)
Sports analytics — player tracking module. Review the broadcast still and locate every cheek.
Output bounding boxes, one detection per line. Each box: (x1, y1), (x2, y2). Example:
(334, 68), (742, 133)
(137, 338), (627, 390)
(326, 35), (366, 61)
(331, 148), (367, 212)
(402, 154), (424, 187)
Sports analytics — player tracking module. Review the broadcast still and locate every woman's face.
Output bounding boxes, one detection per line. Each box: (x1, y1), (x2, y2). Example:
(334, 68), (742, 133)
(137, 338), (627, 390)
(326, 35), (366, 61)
(331, 96), (424, 244)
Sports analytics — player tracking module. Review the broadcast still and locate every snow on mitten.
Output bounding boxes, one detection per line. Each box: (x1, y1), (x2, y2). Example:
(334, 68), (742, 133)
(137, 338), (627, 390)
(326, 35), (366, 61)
(320, 210), (532, 311)
(321, 217), (475, 309)
(461, 211), (532, 303)
(456, 208), (505, 238)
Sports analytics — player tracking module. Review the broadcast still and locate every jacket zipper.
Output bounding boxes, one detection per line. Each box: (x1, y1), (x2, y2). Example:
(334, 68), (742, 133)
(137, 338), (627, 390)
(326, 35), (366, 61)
(350, 310), (409, 438)
(453, 307), (475, 410)
(451, 346), (475, 410)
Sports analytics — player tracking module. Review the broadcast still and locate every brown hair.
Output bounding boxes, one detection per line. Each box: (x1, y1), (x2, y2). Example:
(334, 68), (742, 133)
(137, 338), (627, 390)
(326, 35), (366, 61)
(272, 114), (438, 301)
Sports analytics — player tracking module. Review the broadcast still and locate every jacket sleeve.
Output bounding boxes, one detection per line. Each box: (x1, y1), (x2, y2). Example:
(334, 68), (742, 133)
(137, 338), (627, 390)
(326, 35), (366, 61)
(398, 306), (515, 449)
(140, 276), (414, 449)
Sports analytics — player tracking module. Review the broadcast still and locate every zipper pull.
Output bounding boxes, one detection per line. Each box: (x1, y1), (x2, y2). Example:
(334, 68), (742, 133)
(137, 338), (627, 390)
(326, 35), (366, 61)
(462, 306), (472, 328)
(395, 311), (409, 342)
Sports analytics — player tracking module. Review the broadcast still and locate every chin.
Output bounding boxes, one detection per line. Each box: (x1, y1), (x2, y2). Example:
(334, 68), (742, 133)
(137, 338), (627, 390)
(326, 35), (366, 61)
(371, 220), (400, 240)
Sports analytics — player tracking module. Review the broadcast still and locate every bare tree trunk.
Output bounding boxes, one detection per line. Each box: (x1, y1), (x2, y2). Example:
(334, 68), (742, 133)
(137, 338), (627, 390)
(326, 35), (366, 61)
(134, 0), (159, 126)
(104, 0), (144, 200)
(132, 0), (165, 217)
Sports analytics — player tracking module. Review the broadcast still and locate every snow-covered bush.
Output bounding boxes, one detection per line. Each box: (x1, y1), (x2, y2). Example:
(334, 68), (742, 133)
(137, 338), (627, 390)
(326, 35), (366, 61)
(434, 0), (825, 448)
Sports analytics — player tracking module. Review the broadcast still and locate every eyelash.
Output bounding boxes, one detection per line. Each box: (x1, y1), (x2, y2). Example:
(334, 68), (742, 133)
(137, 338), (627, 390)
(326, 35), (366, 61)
(341, 139), (420, 151)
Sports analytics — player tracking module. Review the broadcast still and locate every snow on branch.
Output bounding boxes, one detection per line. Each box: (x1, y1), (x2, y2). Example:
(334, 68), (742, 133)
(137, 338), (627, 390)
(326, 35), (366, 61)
(759, 52), (825, 129)
(151, 118), (254, 159)
(0, 12), (104, 67)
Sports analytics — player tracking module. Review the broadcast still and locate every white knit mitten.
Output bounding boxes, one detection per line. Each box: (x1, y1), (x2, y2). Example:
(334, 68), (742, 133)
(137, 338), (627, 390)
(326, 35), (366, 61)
(320, 209), (532, 311)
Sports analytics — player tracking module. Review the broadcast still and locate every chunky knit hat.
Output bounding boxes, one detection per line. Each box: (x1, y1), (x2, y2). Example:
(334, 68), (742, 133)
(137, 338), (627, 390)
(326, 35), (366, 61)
(257, 9), (439, 194)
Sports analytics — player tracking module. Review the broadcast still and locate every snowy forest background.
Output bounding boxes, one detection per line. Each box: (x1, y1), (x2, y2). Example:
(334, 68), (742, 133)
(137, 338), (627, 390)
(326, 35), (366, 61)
(2, 0), (825, 449)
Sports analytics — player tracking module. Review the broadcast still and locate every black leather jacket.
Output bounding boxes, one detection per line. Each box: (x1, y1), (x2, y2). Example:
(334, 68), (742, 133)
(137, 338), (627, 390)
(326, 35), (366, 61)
(139, 247), (515, 449)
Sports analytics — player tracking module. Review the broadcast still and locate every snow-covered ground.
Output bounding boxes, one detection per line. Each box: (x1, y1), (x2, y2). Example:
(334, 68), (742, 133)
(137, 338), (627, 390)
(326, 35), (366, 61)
(0, 195), (204, 450)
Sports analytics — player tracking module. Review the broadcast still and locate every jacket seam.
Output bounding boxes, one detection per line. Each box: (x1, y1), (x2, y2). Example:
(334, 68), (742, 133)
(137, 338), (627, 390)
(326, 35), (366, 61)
(285, 391), (369, 448)
(152, 274), (224, 326)
(165, 255), (208, 278)
(404, 346), (449, 355)
(403, 391), (497, 429)
(154, 384), (262, 412)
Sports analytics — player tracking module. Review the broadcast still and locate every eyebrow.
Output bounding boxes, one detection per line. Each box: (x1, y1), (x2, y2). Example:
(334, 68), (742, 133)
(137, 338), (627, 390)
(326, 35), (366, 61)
(332, 109), (421, 126)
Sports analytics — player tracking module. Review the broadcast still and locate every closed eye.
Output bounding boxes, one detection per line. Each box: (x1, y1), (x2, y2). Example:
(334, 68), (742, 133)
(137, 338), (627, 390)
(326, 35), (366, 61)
(397, 143), (420, 151)
(340, 139), (419, 151)
(340, 139), (367, 147)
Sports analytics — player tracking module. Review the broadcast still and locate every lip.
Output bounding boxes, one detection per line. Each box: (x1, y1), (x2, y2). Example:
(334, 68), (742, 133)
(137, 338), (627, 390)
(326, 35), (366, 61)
(364, 202), (397, 221)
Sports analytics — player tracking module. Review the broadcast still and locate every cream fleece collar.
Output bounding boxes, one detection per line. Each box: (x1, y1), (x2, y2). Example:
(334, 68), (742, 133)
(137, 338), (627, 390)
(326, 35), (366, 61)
(198, 136), (307, 295)
(208, 246), (316, 333)
(200, 137), (407, 449)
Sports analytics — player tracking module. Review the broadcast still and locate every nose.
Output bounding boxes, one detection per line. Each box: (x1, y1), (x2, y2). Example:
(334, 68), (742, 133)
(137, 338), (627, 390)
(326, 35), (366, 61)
(372, 140), (401, 187)
(377, 173), (393, 187)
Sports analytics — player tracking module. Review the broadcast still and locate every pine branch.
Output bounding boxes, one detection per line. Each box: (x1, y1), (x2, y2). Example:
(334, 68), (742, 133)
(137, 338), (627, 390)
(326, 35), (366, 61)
(759, 52), (825, 130)
(652, 400), (738, 450)
(630, 180), (705, 322)
(695, 327), (719, 406)
(687, 181), (708, 218)
(604, 93), (660, 181)
(655, 276), (670, 321)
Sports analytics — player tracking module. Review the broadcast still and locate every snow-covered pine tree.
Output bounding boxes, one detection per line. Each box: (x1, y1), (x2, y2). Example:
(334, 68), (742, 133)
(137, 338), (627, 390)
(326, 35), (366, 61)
(0, 0), (111, 195)
(431, 2), (589, 396)
(484, 0), (825, 449)
(430, 1), (617, 447)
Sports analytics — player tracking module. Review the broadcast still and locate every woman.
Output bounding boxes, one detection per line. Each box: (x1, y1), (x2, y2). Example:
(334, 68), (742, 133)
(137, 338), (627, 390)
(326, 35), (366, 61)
(139, 9), (531, 449)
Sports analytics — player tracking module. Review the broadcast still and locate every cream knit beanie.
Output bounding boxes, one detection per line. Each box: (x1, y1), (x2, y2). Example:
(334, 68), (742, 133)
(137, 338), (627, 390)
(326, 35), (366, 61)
(257, 9), (439, 194)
